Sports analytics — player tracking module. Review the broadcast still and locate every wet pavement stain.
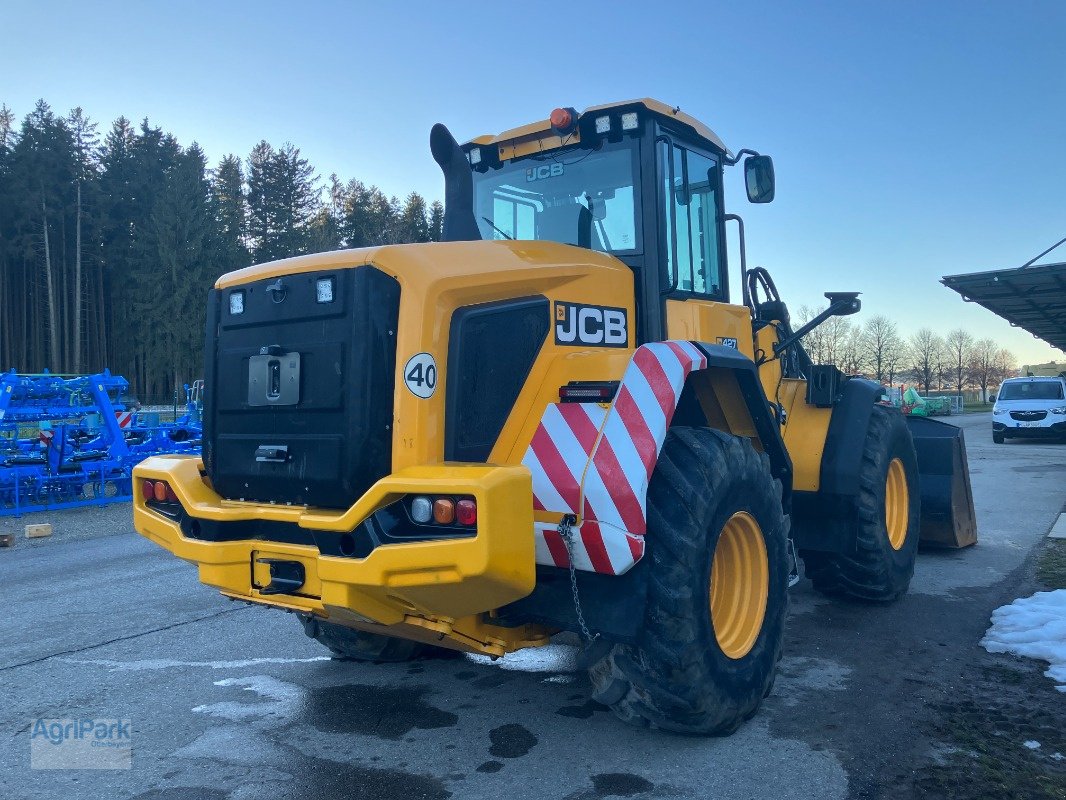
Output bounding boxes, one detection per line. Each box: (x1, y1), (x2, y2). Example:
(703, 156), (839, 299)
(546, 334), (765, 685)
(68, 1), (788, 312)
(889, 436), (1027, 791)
(476, 760), (505, 773)
(296, 759), (452, 800)
(488, 723), (538, 758)
(306, 683), (458, 740)
(590, 773), (655, 797)
(472, 672), (514, 689)
(556, 699), (608, 719)
(454, 670), (478, 680)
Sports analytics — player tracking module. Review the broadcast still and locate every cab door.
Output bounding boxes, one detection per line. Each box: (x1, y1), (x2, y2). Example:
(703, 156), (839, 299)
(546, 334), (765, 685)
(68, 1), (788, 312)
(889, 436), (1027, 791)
(657, 140), (754, 359)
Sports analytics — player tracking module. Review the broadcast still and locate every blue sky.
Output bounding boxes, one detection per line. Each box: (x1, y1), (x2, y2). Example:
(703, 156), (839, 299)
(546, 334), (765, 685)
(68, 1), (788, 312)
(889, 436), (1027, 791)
(3, 0), (1064, 363)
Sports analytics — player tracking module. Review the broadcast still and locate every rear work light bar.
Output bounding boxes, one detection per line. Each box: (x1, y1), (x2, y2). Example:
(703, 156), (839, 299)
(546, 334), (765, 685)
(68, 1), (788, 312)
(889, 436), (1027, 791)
(559, 381), (620, 404)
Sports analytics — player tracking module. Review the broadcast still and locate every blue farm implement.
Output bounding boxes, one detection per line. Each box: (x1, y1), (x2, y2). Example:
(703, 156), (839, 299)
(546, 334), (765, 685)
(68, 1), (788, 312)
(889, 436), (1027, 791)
(0, 370), (202, 516)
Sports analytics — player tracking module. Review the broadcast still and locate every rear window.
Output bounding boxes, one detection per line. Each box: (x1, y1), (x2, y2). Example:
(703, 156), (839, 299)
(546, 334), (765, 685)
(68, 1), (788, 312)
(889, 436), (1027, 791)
(999, 381), (1064, 401)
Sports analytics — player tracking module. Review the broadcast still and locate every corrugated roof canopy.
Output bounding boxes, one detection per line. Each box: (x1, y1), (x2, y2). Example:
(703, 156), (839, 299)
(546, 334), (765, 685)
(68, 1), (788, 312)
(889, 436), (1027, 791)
(942, 261), (1066, 351)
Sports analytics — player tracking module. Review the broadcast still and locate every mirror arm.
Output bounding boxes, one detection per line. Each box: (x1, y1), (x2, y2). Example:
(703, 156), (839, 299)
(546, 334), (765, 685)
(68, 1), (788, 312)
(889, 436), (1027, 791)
(723, 148), (761, 167)
(773, 294), (861, 357)
(724, 214), (749, 309)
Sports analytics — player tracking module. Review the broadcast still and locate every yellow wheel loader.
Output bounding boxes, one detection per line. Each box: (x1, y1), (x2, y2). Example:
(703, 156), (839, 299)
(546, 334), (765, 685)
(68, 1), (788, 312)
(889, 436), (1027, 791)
(133, 99), (976, 734)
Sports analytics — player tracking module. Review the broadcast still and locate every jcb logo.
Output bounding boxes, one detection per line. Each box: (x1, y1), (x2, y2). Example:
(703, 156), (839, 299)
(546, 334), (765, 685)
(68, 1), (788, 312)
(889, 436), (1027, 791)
(554, 302), (628, 348)
(527, 163), (564, 182)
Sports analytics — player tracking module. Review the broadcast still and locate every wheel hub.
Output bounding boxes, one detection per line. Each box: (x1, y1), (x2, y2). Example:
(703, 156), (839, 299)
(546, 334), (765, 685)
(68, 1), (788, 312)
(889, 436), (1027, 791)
(885, 457), (909, 551)
(710, 511), (769, 660)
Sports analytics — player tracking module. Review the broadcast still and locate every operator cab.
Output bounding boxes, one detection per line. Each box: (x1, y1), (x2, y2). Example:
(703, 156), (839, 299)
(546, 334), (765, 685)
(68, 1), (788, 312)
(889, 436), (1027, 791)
(454, 99), (775, 343)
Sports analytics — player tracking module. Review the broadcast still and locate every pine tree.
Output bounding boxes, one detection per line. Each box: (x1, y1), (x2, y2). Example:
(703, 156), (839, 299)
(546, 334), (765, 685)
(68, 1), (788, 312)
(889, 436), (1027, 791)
(428, 200), (444, 242)
(211, 154), (250, 272)
(8, 100), (76, 370)
(66, 107), (99, 372)
(397, 192), (430, 243)
(246, 141), (319, 261)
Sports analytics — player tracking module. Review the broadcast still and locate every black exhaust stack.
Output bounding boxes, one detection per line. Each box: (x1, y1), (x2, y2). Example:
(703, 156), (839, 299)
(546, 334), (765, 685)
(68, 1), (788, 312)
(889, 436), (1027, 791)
(430, 123), (482, 243)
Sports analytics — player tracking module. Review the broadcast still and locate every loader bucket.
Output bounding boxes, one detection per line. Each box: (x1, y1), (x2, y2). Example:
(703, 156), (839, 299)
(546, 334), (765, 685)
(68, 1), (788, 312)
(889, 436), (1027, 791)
(905, 416), (978, 548)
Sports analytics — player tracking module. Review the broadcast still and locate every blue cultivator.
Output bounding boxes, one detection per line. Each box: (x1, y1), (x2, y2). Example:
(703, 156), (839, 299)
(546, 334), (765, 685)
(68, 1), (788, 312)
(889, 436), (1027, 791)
(0, 371), (202, 516)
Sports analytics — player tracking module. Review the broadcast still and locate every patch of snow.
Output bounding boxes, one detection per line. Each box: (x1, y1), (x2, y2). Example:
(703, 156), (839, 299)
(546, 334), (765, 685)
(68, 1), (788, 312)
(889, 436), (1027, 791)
(62, 656), (330, 672)
(542, 673), (577, 684)
(980, 589), (1066, 691)
(192, 675), (305, 722)
(465, 642), (581, 673)
(1023, 740), (1041, 750)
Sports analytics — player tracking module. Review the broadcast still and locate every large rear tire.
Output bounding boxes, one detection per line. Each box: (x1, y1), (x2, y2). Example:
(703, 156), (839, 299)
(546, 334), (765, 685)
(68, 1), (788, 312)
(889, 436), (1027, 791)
(588, 427), (789, 735)
(301, 616), (429, 662)
(802, 405), (920, 601)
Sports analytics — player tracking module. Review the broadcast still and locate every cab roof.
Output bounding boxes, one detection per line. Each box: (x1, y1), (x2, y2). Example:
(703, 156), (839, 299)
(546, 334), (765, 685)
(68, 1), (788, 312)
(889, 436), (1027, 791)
(465, 98), (727, 156)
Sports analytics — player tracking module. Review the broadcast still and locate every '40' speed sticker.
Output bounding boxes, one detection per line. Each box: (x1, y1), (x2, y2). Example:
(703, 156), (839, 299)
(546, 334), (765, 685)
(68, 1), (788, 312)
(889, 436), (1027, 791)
(403, 353), (437, 399)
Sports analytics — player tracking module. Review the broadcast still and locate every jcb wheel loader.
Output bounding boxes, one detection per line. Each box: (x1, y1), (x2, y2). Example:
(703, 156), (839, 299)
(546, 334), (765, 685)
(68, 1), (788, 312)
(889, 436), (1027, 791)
(133, 99), (976, 734)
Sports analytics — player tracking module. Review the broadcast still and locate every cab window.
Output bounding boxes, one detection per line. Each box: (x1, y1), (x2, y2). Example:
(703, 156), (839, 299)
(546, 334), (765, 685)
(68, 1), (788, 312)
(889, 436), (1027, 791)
(473, 141), (642, 253)
(658, 141), (723, 297)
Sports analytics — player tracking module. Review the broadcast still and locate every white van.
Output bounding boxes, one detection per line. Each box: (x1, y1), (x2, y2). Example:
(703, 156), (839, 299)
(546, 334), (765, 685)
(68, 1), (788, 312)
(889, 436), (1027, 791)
(991, 376), (1066, 443)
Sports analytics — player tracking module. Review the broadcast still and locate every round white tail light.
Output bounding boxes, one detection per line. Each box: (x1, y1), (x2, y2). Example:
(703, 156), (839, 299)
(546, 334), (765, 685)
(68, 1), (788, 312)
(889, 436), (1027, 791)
(410, 496), (433, 524)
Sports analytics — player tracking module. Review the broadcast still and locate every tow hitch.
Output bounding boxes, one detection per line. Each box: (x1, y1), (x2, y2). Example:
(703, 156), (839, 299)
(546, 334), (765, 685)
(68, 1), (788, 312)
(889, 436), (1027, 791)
(254, 558), (306, 595)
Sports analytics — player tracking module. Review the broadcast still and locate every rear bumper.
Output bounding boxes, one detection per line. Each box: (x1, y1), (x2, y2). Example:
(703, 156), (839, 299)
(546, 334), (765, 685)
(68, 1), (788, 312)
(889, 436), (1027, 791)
(993, 420), (1066, 438)
(133, 456), (539, 650)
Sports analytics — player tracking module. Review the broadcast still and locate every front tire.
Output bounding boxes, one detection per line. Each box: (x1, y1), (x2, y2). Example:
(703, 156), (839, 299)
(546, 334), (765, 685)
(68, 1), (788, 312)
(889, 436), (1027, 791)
(588, 427), (789, 735)
(301, 616), (428, 662)
(803, 405), (920, 601)
(992, 431), (1004, 444)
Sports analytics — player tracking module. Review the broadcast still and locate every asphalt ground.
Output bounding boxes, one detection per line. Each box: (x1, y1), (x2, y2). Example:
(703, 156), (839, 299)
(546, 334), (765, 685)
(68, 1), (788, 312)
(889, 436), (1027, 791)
(2, 412), (1064, 800)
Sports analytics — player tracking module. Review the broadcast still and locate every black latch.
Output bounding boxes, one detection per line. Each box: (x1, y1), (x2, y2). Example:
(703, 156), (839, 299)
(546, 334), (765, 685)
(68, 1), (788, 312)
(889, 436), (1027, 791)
(255, 558), (305, 595)
(266, 279), (287, 303)
(254, 444), (289, 463)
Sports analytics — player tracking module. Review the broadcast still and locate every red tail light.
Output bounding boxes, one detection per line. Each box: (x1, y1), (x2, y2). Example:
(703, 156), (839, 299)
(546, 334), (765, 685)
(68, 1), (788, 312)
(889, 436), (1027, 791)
(141, 480), (155, 501)
(456, 499), (477, 526)
(152, 481), (168, 502)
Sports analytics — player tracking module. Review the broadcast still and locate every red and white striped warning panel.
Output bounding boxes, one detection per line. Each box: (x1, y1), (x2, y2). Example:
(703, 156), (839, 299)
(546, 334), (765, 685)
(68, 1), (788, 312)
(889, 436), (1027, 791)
(115, 411), (133, 428)
(522, 341), (708, 575)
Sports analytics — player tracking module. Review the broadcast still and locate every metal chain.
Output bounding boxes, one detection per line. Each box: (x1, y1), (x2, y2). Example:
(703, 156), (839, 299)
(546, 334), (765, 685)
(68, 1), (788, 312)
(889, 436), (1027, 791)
(558, 514), (597, 645)
(786, 536), (800, 588)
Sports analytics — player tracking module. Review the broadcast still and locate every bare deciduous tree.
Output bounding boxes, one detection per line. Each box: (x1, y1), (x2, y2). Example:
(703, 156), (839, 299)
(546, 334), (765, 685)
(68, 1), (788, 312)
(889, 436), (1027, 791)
(944, 328), (975, 394)
(968, 338), (998, 401)
(908, 328), (944, 393)
(862, 315), (903, 383)
(992, 348), (1018, 394)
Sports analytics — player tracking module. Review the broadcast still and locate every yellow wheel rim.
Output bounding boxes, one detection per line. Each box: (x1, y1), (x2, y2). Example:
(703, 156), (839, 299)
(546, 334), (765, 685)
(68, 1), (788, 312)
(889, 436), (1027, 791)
(885, 457), (909, 551)
(709, 511), (769, 660)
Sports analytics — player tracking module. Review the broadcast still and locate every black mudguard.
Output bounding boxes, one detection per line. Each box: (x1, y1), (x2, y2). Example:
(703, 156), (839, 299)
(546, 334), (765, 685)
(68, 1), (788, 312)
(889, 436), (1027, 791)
(791, 378), (883, 554)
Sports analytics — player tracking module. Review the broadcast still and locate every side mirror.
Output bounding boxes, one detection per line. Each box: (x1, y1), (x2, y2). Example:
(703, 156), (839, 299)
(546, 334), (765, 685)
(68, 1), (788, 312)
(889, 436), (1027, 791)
(990, 394), (997, 402)
(744, 155), (775, 203)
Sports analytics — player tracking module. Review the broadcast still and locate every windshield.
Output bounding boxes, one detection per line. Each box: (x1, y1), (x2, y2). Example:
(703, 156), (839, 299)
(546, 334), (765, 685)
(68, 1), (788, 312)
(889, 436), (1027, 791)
(999, 381), (1064, 401)
(472, 141), (641, 254)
